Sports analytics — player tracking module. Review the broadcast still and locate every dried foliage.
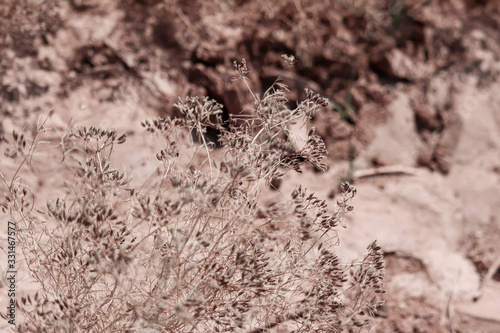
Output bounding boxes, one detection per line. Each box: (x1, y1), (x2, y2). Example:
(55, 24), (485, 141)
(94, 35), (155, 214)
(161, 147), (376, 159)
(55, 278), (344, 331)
(1, 58), (384, 332)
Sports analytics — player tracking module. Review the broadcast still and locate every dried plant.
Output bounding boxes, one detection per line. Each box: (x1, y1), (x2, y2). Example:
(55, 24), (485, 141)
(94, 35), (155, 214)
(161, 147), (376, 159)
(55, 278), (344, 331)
(1, 57), (384, 332)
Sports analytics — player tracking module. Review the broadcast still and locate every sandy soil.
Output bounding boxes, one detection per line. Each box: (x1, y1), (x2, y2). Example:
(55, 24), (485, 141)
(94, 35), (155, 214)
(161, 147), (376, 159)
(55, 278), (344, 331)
(1, 0), (500, 331)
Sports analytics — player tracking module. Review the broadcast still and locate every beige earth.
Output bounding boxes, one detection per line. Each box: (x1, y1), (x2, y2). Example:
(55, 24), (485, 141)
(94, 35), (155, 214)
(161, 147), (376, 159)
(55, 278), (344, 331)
(1, 0), (500, 332)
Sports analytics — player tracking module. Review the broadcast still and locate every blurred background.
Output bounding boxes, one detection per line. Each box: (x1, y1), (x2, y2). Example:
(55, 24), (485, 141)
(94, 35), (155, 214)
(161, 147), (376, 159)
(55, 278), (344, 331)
(1, 0), (500, 331)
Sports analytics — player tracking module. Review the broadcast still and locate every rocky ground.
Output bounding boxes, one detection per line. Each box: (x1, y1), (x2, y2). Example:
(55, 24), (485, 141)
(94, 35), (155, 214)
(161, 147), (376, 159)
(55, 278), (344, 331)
(1, 0), (500, 331)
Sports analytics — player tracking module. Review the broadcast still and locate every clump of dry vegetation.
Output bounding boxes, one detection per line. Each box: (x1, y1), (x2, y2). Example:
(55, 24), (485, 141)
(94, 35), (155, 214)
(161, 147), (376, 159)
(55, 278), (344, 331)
(1, 58), (384, 332)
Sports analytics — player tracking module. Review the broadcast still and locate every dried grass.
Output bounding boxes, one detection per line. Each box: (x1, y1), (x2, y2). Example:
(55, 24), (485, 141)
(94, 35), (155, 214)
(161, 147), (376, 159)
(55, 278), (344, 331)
(1, 58), (384, 332)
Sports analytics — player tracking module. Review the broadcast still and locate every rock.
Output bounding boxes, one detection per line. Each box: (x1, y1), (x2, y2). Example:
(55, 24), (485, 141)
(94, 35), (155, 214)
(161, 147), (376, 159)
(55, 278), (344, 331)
(358, 92), (421, 167)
